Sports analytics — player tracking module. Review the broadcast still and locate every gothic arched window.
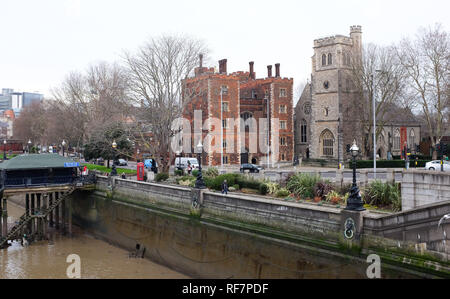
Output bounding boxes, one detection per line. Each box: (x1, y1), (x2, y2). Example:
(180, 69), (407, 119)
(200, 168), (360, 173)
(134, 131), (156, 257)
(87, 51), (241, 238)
(394, 129), (400, 150)
(301, 119), (307, 143)
(409, 129), (415, 150)
(322, 54), (326, 66)
(320, 130), (334, 156)
(328, 53), (332, 65)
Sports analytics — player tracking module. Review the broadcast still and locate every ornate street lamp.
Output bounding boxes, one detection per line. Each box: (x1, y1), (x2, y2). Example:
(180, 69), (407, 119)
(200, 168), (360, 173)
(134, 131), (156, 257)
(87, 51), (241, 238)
(111, 140), (118, 176)
(62, 140), (67, 157)
(3, 139), (7, 160)
(27, 139), (32, 154)
(345, 139), (365, 211)
(176, 150), (182, 171)
(195, 140), (206, 189)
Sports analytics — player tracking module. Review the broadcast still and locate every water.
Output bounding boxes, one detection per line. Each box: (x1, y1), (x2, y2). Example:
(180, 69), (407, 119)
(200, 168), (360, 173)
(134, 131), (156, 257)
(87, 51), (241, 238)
(0, 202), (188, 279)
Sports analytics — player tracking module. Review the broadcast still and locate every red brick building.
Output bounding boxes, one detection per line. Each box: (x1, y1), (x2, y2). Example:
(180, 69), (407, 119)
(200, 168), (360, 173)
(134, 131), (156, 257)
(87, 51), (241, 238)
(181, 56), (294, 167)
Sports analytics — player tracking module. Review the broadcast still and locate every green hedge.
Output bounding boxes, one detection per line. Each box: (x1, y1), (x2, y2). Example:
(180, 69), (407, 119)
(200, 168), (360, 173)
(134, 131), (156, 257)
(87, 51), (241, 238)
(351, 159), (430, 169)
(204, 173), (266, 194)
(393, 155), (431, 160)
(205, 173), (240, 191)
(155, 173), (169, 182)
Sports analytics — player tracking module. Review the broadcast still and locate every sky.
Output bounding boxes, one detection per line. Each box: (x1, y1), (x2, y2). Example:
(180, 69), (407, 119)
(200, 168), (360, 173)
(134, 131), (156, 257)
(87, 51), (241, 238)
(0, 0), (449, 102)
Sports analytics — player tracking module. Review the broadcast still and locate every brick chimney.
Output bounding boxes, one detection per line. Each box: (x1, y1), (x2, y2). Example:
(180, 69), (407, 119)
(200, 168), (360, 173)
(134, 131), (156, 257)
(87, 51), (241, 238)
(267, 65), (272, 78)
(199, 54), (203, 68)
(249, 61), (255, 79)
(219, 59), (227, 74)
(275, 63), (280, 77)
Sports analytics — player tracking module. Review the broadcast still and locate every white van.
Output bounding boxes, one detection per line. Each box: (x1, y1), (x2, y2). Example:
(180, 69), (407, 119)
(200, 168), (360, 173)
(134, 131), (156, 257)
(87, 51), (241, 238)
(174, 157), (199, 170)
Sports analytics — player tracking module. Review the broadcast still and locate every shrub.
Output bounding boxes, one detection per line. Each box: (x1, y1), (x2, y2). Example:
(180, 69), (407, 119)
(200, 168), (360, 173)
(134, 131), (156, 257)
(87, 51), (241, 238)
(174, 169), (184, 176)
(236, 176), (262, 190)
(325, 190), (345, 204)
(259, 183), (269, 195)
(276, 188), (290, 198)
(205, 167), (219, 177)
(232, 184), (240, 190)
(352, 159), (431, 169)
(176, 175), (195, 186)
(264, 181), (280, 195)
(286, 173), (320, 199)
(335, 183), (352, 196)
(364, 180), (401, 210)
(207, 173), (240, 191)
(155, 172), (169, 182)
(314, 181), (334, 199)
(192, 169), (199, 177)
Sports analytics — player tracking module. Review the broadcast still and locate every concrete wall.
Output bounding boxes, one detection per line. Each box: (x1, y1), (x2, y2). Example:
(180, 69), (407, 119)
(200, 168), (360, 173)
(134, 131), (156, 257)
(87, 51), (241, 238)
(401, 170), (450, 211)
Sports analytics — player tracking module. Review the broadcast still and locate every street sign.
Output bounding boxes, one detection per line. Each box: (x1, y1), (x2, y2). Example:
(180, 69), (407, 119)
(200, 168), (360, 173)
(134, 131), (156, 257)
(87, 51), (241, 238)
(64, 162), (80, 167)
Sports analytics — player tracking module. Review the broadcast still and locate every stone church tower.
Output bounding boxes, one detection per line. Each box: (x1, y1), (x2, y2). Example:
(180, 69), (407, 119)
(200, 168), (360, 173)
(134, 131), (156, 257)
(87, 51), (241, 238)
(307, 25), (363, 163)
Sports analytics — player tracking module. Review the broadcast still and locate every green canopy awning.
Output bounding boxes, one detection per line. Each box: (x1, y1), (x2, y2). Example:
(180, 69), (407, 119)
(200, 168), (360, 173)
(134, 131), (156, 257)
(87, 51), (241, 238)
(0, 154), (79, 170)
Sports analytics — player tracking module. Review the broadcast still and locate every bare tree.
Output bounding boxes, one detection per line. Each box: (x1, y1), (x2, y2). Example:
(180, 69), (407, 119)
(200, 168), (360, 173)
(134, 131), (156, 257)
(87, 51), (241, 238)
(396, 24), (449, 159)
(51, 62), (131, 152)
(13, 101), (48, 145)
(124, 35), (208, 172)
(350, 43), (406, 157)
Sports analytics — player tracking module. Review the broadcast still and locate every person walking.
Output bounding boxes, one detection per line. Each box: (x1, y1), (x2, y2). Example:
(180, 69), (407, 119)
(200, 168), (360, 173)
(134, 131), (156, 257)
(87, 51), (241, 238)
(221, 179), (229, 195)
(187, 161), (192, 175)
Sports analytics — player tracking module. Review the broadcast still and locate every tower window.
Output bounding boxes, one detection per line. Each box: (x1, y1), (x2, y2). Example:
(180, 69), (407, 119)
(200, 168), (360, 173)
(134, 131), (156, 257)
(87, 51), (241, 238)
(279, 88), (287, 97)
(328, 53), (332, 65)
(222, 101), (229, 112)
(301, 119), (307, 143)
(221, 85), (228, 95)
(280, 137), (286, 146)
(322, 54), (327, 66)
(279, 105), (287, 113)
(394, 129), (400, 150)
(280, 120), (286, 129)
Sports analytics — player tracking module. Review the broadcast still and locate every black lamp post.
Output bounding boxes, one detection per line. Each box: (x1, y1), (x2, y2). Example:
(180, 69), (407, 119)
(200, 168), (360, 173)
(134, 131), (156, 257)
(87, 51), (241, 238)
(176, 150), (182, 171)
(195, 140), (206, 189)
(3, 140), (6, 160)
(111, 140), (118, 176)
(345, 139), (365, 211)
(27, 139), (32, 154)
(62, 140), (66, 157)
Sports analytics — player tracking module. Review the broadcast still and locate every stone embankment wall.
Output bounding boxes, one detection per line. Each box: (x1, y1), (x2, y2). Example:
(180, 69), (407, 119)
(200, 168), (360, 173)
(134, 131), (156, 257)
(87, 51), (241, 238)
(70, 176), (450, 278)
(401, 170), (450, 211)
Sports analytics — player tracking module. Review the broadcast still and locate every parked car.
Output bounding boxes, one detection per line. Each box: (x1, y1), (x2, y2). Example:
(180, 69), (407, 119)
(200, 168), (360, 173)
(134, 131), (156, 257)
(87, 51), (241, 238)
(425, 160), (450, 171)
(174, 157), (199, 170)
(240, 163), (264, 173)
(114, 159), (128, 166)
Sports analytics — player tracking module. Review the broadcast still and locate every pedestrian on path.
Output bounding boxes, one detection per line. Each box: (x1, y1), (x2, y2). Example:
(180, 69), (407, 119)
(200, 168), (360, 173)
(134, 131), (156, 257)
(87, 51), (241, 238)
(221, 179), (228, 195)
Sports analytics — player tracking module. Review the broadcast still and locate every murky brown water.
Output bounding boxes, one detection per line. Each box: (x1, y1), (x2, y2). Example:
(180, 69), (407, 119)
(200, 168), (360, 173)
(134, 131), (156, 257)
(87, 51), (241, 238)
(0, 203), (188, 279)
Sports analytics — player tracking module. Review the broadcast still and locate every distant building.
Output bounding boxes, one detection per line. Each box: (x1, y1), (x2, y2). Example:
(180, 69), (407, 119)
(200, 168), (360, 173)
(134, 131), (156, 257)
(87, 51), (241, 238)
(0, 88), (43, 117)
(0, 109), (15, 139)
(182, 56), (294, 166)
(294, 25), (421, 162)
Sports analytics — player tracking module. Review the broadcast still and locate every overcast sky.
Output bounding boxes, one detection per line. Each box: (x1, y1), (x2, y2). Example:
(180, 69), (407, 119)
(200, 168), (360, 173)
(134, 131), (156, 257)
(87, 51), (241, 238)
(1, 0), (449, 101)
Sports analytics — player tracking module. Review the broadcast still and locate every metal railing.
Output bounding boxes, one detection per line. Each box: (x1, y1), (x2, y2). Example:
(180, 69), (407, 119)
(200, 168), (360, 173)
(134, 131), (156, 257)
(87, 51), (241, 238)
(3, 176), (75, 188)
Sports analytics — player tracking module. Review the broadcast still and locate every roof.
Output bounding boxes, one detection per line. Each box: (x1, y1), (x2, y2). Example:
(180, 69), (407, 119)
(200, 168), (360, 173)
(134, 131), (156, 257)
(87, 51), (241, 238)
(0, 154), (79, 170)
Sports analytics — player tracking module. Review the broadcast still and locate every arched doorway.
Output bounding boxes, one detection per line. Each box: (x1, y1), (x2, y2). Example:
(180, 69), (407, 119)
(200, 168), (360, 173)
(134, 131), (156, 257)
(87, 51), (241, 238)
(241, 148), (249, 164)
(251, 157), (257, 164)
(320, 129), (334, 157)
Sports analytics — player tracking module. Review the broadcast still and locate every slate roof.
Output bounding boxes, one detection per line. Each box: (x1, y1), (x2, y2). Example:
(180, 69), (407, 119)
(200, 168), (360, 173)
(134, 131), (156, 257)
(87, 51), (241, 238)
(0, 154), (79, 170)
